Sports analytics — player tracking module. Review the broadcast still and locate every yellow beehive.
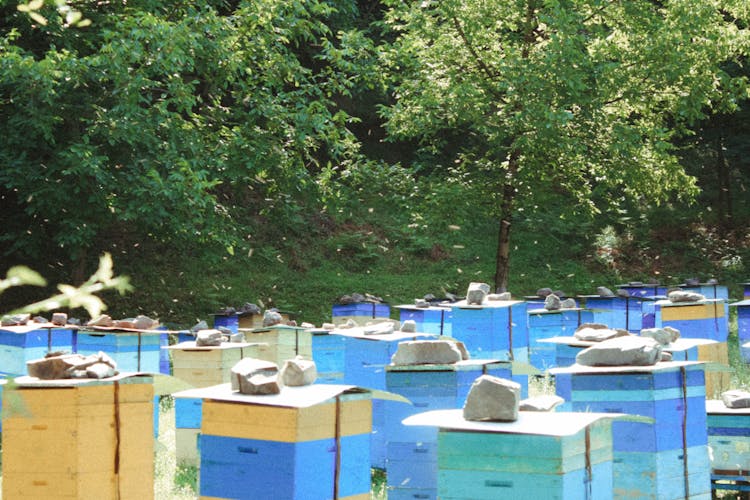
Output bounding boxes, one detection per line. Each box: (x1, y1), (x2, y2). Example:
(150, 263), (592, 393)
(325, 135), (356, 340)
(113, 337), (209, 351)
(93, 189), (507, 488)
(2, 375), (154, 500)
(697, 341), (731, 398)
(239, 326), (312, 366)
(167, 341), (266, 388)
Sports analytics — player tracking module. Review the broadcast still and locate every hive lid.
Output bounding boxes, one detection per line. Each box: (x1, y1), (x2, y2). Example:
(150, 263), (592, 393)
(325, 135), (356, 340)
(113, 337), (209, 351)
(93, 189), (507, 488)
(330, 329), (438, 342)
(175, 383), (370, 408)
(706, 399), (750, 415)
(12, 372), (153, 388)
(164, 341), (262, 351)
(654, 298), (727, 307)
(393, 304), (452, 311)
(549, 360), (704, 375)
(79, 326), (170, 335)
(730, 299), (750, 307)
(527, 307), (586, 314)
(538, 336), (596, 347)
(402, 409), (639, 436)
(0, 323), (79, 334)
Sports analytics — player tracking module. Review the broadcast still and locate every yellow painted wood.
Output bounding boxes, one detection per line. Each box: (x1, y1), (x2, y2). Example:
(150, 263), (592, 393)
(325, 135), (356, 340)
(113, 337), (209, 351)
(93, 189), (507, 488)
(698, 341), (731, 398)
(661, 303), (725, 321)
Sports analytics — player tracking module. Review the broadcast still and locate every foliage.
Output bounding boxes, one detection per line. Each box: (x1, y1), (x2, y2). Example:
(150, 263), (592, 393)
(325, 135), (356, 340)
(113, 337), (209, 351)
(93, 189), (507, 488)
(376, 0), (750, 290)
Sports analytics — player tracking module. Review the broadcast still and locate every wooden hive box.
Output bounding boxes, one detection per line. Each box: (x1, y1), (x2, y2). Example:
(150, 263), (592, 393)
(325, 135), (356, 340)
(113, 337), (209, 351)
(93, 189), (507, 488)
(615, 283), (668, 298)
(385, 360), (527, 499)
(654, 298), (729, 342)
(706, 399), (750, 495)
(336, 328), (437, 469)
(239, 325), (312, 367)
(310, 330), (347, 384)
(394, 304), (453, 336)
(731, 300), (750, 362)
(167, 341), (266, 466)
(551, 362), (711, 499)
(449, 300), (529, 363)
(527, 308), (593, 370)
(331, 302), (391, 327)
(678, 282), (729, 300)
(0, 324), (75, 376)
(183, 383), (372, 500)
(2, 374), (154, 500)
(76, 327), (162, 372)
(402, 409), (617, 500)
(579, 296), (655, 333)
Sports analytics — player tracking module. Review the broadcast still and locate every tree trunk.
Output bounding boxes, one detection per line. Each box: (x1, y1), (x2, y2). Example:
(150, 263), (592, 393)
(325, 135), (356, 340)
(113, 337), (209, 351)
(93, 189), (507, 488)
(493, 150), (519, 293)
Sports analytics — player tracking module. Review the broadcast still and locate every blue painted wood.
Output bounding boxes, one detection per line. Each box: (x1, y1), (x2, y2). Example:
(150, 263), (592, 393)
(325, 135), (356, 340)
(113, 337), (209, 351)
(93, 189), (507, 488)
(654, 299), (729, 342)
(76, 331), (162, 372)
(332, 302), (390, 318)
(528, 309), (594, 370)
(733, 302), (750, 362)
(449, 302), (529, 362)
(396, 306), (452, 336)
(616, 283), (668, 298)
(311, 331), (346, 384)
(175, 397), (203, 429)
(0, 327), (75, 376)
(387, 489), (436, 500)
(679, 283), (729, 300)
(211, 313), (239, 333)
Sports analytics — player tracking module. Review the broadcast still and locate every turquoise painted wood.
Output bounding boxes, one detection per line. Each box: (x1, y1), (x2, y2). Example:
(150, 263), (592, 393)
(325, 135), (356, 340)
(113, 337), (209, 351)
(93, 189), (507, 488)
(76, 330), (162, 372)
(731, 300), (750, 362)
(580, 296), (657, 333)
(175, 396), (203, 429)
(679, 283), (729, 300)
(706, 400), (750, 491)
(449, 301), (529, 362)
(310, 330), (347, 384)
(0, 327), (74, 376)
(396, 305), (452, 336)
(332, 302), (390, 320)
(527, 308), (593, 370)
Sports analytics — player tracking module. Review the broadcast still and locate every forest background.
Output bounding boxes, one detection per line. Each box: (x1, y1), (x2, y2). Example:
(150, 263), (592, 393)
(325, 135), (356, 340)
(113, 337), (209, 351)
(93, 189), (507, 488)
(1, 0), (750, 327)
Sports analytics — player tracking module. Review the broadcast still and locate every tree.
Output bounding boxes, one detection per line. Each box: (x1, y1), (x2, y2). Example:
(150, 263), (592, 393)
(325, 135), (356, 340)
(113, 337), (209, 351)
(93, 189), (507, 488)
(377, 0), (749, 292)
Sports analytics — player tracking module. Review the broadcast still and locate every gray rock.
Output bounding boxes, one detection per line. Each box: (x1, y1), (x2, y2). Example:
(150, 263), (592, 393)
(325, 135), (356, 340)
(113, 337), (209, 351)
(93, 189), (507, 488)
(414, 299), (430, 308)
(668, 290), (706, 303)
(616, 289), (630, 298)
(574, 327), (629, 342)
(87, 314), (113, 327)
(1, 313), (31, 326)
(660, 351), (673, 362)
(452, 340), (471, 360)
(552, 290), (567, 299)
(463, 375), (520, 422)
(231, 358), (281, 393)
(229, 333), (245, 343)
(466, 282), (490, 305)
(196, 329), (223, 347)
(424, 294), (436, 302)
(391, 340), (463, 365)
(300, 322), (315, 328)
(363, 322), (395, 335)
(488, 292), (512, 301)
(217, 326), (233, 336)
(722, 390), (750, 409)
(445, 292), (458, 302)
(191, 320), (209, 333)
(536, 288), (553, 298)
(544, 294), (561, 311)
(575, 323), (610, 332)
(280, 356), (317, 386)
(51, 312), (68, 326)
(576, 336), (663, 367)
(685, 277), (701, 286)
(262, 310), (283, 327)
(641, 327), (680, 345)
(28, 351), (117, 379)
(238, 302), (262, 315)
(597, 286), (615, 297)
(321, 322), (336, 330)
(33, 315), (48, 323)
(133, 315), (157, 330)
(68, 317), (81, 326)
(560, 298), (577, 309)
(86, 362), (117, 379)
(519, 395), (565, 412)
(400, 320), (417, 333)
(707, 278), (719, 285)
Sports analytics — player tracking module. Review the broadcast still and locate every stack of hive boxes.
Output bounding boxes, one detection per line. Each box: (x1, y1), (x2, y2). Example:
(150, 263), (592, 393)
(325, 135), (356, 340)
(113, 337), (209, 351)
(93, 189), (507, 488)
(449, 300), (529, 363)
(239, 325), (312, 367)
(0, 324), (75, 376)
(332, 302), (391, 327)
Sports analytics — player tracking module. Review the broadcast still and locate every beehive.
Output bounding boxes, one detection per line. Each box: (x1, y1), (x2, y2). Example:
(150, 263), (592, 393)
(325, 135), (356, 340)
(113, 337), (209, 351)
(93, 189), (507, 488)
(183, 383), (372, 500)
(402, 409), (617, 500)
(385, 360), (527, 499)
(310, 329), (347, 384)
(552, 362), (710, 499)
(210, 312), (239, 332)
(731, 300), (750, 362)
(167, 341), (267, 465)
(76, 327), (162, 372)
(616, 283), (668, 298)
(449, 300), (529, 362)
(743, 282), (750, 300)
(678, 282), (729, 300)
(395, 304), (453, 336)
(0, 324), (75, 376)
(527, 308), (593, 370)
(2, 374), (154, 499)
(239, 325), (312, 367)
(653, 298), (729, 342)
(332, 302), (391, 326)
(337, 328), (437, 468)
(706, 399), (750, 495)
(579, 295), (656, 333)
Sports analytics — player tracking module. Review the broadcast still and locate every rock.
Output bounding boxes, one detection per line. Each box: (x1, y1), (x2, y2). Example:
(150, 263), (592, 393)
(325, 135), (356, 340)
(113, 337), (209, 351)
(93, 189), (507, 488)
(229, 333), (245, 343)
(280, 356), (317, 386)
(231, 358), (281, 394)
(191, 320), (209, 333)
(217, 306), (236, 315)
(452, 340), (471, 360)
(68, 317), (81, 326)
(661, 351), (673, 362)
(707, 278), (719, 285)
(519, 395), (565, 412)
(196, 329), (223, 347)
(401, 320), (417, 333)
(722, 390), (750, 409)
(488, 292), (512, 301)
(641, 327), (680, 345)
(616, 289), (630, 298)
(33, 315), (48, 324)
(113, 319), (136, 329)
(300, 322), (315, 328)
(576, 336), (663, 367)
(238, 302), (262, 315)
(262, 310), (283, 327)
(668, 290), (705, 303)
(552, 290), (567, 299)
(321, 322), (336, 330)
(424, 294), (436, 302)
(391, 340), (463, 365)
(52, 313), (68, 326)
(575, 323), (610, 332)
(685, 277), (701, 286)
(466, 282), (490, 305)
(133, 315), (158, 330)
(87, 314), (113, 327)
(597, 286), (615, 297)
(574, 327), (629, 342)
(217, 326), (233, 337)
(629, 281), (643, 286)
(463, 375), (520, 422)
(1, 313), (31, 326)
(544, 294), (561, 311)
(363, 322), (395, 335)
(86, 362), (116, 379)
(536, 288), (553, 298)
(560, 298), (577, 309)
(445, 292), (458, 302)
(351, 292), (366, 303)
(28, 354), (85, 379)
(414, 299), (429, 308)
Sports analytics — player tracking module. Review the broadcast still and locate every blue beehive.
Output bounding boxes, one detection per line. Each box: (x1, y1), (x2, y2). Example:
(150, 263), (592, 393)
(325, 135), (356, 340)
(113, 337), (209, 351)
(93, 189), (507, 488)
(527, 308), (593, 370)
(678, 282), (729, 300)
(332, 302), (391, 326)
(742, 282), (750, 300)
(706, 399), (750, 494)
(654, 298), (729, 342)
(310, 329), (347, 384)
(0, 324), (75, 376)
(184, 383), (373, 500)
(731, 300), (750, 362)
(552, 362), (710, 499)
(616, 282), (669, 298)
(395, 304), (452, 336)
(385, 360), (528, 499)
(580, 295), (657, 333)
(336, 327), (437, 468)
(210, 312), (239, 333)
(450, 300), (529, 362)
(76, 327), (162, 372)
(402, 409), (618, 500)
